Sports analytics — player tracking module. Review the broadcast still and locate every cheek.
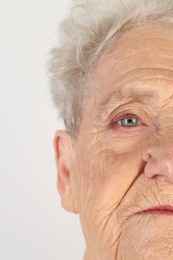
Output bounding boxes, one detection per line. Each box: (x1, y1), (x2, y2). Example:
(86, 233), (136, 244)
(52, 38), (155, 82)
(106, 128), (149, 154)
(81, 149), (143, 210)
(76, 135), (145, 208)
(74, 137), (145, 252)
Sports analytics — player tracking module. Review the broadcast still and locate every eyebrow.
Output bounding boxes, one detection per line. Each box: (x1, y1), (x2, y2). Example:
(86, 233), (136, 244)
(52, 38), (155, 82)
(96, 85), (155, 115)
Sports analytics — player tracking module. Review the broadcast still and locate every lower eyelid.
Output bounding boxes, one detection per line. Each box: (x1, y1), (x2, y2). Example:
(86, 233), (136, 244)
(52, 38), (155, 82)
(111, 122), (145, 135)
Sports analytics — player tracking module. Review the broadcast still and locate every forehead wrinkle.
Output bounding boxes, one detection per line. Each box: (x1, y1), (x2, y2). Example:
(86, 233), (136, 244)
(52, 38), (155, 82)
(107, 24), (173, 54)
(104, 67), (173, 85)
(118, 48), (173, 62)
(119, 38), (173, 53)
(107, 42), (173, 62)
(96, 68), (173, 93)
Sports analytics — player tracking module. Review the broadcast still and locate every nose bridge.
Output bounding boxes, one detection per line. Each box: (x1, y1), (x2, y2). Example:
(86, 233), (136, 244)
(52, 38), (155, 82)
(144, 130), (173, 182)
(149, 130), (173, 159)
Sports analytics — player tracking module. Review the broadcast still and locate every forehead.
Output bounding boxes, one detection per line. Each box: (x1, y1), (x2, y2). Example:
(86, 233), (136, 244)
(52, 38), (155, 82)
(89, 23), (173, 107)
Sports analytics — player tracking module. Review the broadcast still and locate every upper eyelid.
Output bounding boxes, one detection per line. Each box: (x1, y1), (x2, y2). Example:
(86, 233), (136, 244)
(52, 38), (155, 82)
(111, 113), (143, 123)
(108, 105), (143, 120)
(117, 116), (141, 122)
(117, 113), (140, 119)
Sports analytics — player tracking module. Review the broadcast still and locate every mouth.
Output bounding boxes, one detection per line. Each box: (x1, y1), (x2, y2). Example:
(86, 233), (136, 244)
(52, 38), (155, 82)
(137, 205), (173, 216)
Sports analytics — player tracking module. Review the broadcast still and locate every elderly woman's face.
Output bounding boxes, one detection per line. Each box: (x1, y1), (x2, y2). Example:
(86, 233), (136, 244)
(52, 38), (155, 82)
(55, 24), (173, 259)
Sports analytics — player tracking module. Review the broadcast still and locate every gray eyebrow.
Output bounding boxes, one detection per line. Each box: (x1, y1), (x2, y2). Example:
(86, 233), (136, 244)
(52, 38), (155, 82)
(98, 86), (155, 111)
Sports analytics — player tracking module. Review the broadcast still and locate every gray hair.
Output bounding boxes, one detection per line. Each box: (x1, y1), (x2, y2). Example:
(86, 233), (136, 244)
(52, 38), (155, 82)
(49, 0), (173, 140)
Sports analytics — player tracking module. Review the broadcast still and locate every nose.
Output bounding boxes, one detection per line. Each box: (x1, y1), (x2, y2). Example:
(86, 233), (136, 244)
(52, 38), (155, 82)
(143, 133), (173, 184)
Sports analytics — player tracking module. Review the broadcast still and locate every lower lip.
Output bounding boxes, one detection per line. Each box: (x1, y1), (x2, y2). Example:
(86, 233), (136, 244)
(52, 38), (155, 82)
(139, 209), (173, 216)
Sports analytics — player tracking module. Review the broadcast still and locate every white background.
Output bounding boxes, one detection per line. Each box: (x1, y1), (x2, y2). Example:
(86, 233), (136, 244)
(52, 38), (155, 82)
(0, 0), (85, 259)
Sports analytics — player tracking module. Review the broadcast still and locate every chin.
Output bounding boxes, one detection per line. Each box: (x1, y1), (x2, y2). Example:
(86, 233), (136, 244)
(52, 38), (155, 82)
(116, 213), (173, 259)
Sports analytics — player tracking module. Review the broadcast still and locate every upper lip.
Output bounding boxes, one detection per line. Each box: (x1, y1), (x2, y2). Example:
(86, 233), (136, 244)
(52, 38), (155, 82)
(140, 205), (173, 212)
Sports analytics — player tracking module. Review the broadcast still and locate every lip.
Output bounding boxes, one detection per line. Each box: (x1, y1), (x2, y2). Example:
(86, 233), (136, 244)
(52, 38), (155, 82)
(138, 205), (173, 216)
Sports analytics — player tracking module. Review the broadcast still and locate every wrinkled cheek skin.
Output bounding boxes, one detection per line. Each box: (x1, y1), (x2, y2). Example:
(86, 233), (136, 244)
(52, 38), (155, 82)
(75, 143), (144, 260)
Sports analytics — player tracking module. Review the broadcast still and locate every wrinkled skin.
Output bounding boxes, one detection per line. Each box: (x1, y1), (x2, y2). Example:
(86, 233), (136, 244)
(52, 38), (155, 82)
(54, 23), (173, 259)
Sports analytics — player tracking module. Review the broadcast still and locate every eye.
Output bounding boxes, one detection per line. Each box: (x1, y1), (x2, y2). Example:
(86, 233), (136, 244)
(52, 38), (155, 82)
(117, 117), (141, 127)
